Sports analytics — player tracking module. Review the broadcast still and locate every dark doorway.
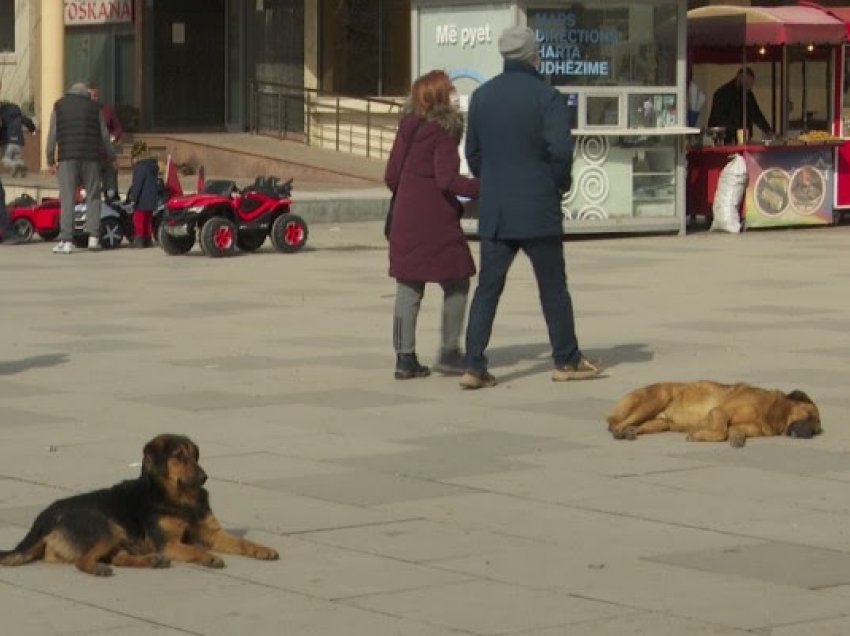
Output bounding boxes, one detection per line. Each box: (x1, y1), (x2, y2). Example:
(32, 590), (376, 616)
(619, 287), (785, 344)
(153, 0), (225, 128)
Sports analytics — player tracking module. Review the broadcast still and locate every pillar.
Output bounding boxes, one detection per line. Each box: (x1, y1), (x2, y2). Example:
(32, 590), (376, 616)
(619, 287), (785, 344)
(304, 0), (318, 91)
(39, 0), (64, 170)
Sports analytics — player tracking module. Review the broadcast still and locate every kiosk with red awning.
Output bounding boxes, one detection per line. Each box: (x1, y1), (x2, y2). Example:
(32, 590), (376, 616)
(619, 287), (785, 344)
(687, 5), (848, 229)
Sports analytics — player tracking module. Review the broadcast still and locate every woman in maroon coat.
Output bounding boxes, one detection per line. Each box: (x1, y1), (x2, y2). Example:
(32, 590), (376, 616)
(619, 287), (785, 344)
(385, 70), (479, 380)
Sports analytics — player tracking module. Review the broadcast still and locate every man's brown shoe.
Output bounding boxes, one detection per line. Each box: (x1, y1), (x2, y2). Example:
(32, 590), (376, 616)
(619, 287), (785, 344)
(459, 370), (497, 390)
(552, 357), (604, 381)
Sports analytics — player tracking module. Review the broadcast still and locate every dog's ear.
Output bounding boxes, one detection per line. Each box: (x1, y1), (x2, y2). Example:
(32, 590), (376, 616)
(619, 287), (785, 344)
(785, 390), (814, 404)
(142, 437), (165, 477)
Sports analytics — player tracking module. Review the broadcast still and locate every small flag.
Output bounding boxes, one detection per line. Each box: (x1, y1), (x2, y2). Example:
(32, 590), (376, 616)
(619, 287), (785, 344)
(164, 155), (183, 198)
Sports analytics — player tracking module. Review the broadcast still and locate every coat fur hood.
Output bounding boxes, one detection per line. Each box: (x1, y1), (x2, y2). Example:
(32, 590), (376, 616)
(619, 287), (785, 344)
(401, 103), (465, 140)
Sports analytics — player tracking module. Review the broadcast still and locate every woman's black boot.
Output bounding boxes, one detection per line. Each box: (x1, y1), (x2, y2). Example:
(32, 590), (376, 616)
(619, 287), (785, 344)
(395, 353), (431, 380)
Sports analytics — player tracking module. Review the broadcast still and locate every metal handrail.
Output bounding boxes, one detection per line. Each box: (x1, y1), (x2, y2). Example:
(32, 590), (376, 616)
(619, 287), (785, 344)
(249, 81), (404, 159)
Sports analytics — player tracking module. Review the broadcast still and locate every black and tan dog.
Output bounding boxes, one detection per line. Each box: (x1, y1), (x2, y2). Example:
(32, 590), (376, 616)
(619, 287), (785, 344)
(607, 381), (821, 447)
(0, 434), (279, 576)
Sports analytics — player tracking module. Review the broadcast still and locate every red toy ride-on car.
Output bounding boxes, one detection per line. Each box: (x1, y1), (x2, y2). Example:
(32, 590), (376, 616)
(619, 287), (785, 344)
(158, 176), (307, 257)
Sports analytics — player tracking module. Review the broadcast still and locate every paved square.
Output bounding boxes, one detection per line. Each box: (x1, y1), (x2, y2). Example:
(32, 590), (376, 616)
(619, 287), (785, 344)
(1, 223), (850, 634)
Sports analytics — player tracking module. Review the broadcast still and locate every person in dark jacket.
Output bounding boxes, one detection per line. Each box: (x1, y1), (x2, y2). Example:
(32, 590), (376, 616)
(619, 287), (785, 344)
(459, 26), (603, 389)
(0, 99), (37, 177)
(88, 84), (123, 200)
(385, 70), (479, 380)
(45, 82), (115, 254)
(707, 68), (773, 144)
(128, 155), (159, 248)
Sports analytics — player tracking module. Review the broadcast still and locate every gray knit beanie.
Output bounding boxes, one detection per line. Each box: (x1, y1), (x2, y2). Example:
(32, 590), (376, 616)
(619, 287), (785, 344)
(498, 26), (538, 63)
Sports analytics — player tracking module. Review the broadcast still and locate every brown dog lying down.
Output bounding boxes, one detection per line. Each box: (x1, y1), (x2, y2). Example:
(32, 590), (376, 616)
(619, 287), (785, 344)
(607, 381), (821, 447)
(0, 434), (279, 576)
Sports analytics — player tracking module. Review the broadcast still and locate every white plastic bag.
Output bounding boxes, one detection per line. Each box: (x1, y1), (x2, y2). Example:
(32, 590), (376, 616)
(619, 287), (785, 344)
(711, 153), (747, 233)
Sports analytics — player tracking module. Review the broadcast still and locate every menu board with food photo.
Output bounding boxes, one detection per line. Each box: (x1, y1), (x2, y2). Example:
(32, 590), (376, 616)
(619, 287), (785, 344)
(743, 148), (834, 228)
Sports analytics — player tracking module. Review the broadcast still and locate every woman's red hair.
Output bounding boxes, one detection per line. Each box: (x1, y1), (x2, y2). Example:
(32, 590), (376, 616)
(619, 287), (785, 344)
(410, 70), (454, 118)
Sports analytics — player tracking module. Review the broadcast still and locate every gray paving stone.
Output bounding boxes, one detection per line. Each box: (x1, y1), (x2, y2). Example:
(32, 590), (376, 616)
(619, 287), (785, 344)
(768, 615), (850, 636)
(675, 445), (850, 477)
(305, 519), (541, 563)
(2, 224), (850, 634)
(0, 581), (133, 636)
(0, 379), (62, 398)
(219, 535), (471, 600)
(0, 406), (74, 426)
(500, 612), (750, 636)
(128, 390), (292, 411)
(33, 338), (156, 354)
(648, 542), (850, 589)
(169, 355), (289, 371)
(346, 579), (633, 634)
(254, 469), (475, 506)
(282, 388), (434, 409)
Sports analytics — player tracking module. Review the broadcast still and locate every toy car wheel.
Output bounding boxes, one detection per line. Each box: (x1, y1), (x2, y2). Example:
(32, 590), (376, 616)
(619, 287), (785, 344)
(157, 224), (195, 255)
(199, 217), (236, 257)
(72, 235), (89, 249)
(99, 218), (124, 250)
(237, 231), (266, 252)
(270, 214), (308, 253)
(11, 218), (34, 243)
(38, 229), (60, 241)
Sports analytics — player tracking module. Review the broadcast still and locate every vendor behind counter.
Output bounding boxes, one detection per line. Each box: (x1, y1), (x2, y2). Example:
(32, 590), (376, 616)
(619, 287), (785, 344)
(707, 67), (773, 144)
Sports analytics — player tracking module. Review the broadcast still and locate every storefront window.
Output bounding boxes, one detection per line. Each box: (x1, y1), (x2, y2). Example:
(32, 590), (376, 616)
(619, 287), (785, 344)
(0, 0), (14, 52)
(586, 95), (620, 126)
(787, 45), (831, 133)
(627, 93), (677, 128)
(528, 4), (677, 88)
(66, 27), (136, 126)
(320, 0), (410, 96)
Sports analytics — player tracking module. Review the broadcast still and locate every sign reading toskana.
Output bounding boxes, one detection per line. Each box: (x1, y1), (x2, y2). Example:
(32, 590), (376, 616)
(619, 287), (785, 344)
(64, 0), (133, 26)
(435, 23), (494, 49)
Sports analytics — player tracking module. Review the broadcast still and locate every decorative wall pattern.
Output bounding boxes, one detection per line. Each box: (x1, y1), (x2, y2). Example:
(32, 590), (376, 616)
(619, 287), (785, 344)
(563, 135), (611, 220)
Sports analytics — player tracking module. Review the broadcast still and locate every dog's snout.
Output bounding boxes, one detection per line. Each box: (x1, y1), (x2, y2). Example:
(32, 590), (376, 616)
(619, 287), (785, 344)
(196, 467), (208, 486)
(787, 420), (816, 439)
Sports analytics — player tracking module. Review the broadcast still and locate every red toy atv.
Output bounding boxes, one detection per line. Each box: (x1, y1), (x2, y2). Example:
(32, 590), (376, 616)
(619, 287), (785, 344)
(158, 176), (307, 257)
(7, 195), (61, 242)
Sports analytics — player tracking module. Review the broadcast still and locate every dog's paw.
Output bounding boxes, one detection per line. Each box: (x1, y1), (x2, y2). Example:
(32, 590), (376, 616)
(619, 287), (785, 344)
(729, 433), (747, 448)
(93, 563), (114, 577)
(151, 554), (171, 568)
(610, 428), (626, 440)
(202, 554), (225, 569)
(623, 426), (638, 441)
(251, 546), (279, 561)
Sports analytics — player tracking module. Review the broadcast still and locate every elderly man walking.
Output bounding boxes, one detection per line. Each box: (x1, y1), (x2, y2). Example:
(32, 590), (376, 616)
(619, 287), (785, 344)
(45, 82), (114, 254)
(459, 25), (604, 389)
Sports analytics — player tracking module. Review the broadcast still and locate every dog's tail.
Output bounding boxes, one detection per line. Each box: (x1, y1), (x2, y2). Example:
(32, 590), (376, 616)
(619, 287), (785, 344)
(0, 524), (47, 566)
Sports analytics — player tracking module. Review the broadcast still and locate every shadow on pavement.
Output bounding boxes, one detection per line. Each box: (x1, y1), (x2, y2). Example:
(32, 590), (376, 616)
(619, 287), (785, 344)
(489, 342), (653, 383)
(0, 353), (69, 376)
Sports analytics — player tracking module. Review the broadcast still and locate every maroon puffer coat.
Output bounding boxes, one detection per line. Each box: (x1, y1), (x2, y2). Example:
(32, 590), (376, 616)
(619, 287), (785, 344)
(385, 111), (479, 282)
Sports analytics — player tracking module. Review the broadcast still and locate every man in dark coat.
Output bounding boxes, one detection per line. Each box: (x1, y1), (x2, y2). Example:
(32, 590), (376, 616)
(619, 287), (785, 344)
(459, 25), (604, 389)
(45, 82), (115, 253)
(707, 68), (772, 144)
